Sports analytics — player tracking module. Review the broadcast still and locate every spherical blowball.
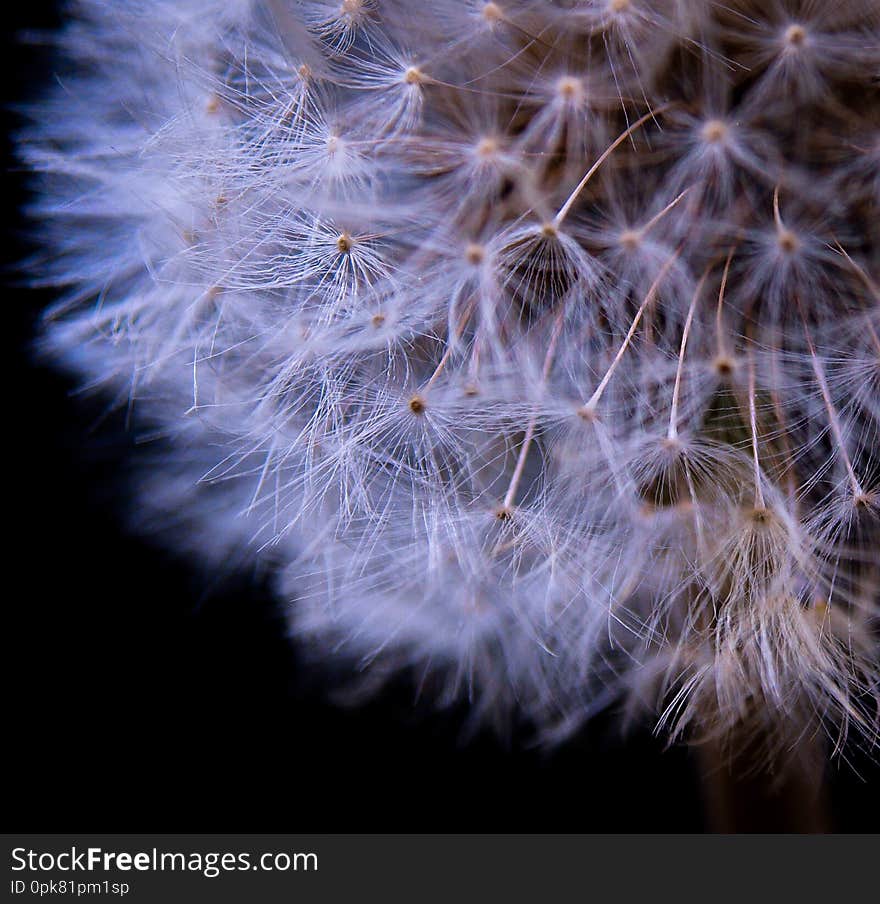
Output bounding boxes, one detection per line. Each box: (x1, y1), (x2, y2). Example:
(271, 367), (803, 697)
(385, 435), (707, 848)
(24, 0), (880, 760)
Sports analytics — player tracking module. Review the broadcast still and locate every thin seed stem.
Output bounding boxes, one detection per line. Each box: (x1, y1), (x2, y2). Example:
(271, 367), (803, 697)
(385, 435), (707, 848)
(502, 309), (565, 511)
(772, 185), (784, 232)
(746, 352), (766, 510)
(766, 335), (799, 503)
(639, 187), (692, 237)
(668, 265), (711, 441)
(833, 241), (880, 356)
(424, 297), (477, 391)
(553, 105), (673, 228)
(716, 248), (735, 359)
(582, 245), (683, 414)
(798, 302), (864, 497)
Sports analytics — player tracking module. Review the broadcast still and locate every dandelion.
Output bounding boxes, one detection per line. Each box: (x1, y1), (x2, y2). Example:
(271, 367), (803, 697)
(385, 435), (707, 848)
(23, 0), (880, 808)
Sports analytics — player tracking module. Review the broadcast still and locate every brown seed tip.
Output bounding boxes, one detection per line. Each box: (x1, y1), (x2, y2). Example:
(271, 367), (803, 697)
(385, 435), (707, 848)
(784, 24), (807, 47)
(749, 506), (771, 526)
(465, 243), (486, 265)
(701, 119), (728, 144)
(404, 66), (425, 85)
(557, 76), (582, 101)
(482, 2), (503, 23)
(619, 229), (641, 251)
(609, 0), (631, 12)
(371, 313), (386, 328)
(577, 404), (598, 422)
(476, 137), (499, 158)
(408, 395), (426, 415)
(298, 64), (312, 81)
(495, 505), (513, 521)
(541, 222), (559, 239)
(336, 233), (353, 253)
(777, 229), (800, 254)
(205, 94), (220, 115)
(713, 356), (735, 376)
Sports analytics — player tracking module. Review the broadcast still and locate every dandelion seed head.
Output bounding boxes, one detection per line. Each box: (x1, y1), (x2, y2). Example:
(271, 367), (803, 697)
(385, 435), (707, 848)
(23, 0), (880, 762)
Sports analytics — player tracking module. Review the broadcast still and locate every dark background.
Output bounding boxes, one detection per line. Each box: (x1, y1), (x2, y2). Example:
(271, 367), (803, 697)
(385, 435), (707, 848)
(5, 2), (878, 833)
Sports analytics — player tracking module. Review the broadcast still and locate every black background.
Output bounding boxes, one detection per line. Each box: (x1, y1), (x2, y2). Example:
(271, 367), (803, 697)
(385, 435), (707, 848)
(5, 2), (878, 833)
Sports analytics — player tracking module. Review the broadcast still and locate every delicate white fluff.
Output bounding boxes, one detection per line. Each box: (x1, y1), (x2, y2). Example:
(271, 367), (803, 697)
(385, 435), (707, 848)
(25, 0), (880, 757)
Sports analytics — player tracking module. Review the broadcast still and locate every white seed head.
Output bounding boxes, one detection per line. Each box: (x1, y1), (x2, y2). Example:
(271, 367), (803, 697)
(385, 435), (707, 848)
(23, 0), (880, 763)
